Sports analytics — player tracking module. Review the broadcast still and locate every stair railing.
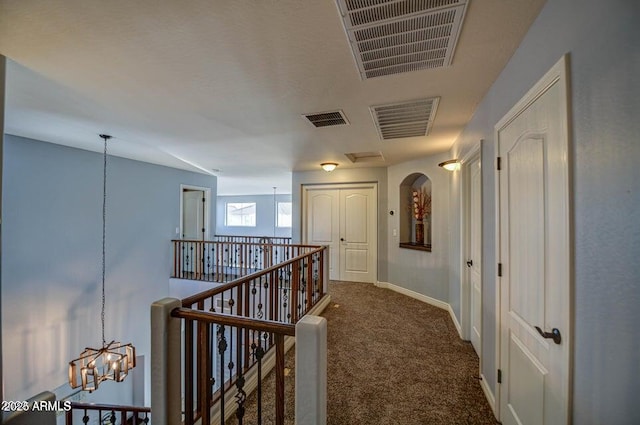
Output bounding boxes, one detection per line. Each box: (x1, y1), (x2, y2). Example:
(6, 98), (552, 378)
(64, 402), (150, 424)
(153, 244), (329, 425)
(171, 240), (309, 283)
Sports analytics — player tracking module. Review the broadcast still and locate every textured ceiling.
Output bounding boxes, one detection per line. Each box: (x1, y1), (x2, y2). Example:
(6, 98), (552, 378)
(0, 0), (545, 194)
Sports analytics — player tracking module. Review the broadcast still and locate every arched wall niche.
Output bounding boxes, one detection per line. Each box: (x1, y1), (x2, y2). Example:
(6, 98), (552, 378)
(399, 172), (432, 252)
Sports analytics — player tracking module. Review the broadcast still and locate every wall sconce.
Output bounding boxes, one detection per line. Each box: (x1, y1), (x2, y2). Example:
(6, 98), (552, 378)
(438, 159), (461, 171)
(321, 162), (338, 172)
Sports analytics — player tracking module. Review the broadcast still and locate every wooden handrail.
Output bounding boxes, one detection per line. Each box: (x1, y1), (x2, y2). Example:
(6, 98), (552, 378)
(171, 239), (314, 248)
(67, 401), (151, 413)
(172, 307), (296, 336)
(65, 402), (150, 425)
(181, 245), (325, 307)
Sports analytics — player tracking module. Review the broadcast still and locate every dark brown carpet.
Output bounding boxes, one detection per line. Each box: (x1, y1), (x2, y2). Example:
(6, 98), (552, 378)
(228, 281), (497, 424)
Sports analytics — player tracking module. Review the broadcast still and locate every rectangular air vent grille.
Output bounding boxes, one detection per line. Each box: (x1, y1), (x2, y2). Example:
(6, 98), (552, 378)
(336, 0), (468, 79)
(370, 97), (439, 139)
(345, 151), (385, 163)
(303, 110), (349, 127)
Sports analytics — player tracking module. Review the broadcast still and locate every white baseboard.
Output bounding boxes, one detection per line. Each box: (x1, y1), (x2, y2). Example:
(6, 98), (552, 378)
(375, 281), (449, 309)
(448, 304), (463, 338)
(479, 373), (497, 418)
(375, 281), (463, 338)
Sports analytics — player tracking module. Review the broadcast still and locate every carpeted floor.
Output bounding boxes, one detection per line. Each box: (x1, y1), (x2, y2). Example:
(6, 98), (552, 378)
(228, 281), (497, 424)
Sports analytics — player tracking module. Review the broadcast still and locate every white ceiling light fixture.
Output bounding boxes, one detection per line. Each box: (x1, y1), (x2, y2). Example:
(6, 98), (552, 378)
(336, 0), (469, 79)
(321, 162), (339, 172)
(438, 159), (461, 171)
(68, 134), (136, 392)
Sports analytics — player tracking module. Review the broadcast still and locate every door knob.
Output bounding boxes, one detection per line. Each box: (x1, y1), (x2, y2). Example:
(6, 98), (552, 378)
(466, 260), (473, 267)
(340, 238), (345, 242)
(534, 326), (562, 345)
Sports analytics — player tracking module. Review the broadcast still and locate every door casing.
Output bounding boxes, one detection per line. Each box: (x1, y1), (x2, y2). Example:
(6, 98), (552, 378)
(180, 184), (212, 240)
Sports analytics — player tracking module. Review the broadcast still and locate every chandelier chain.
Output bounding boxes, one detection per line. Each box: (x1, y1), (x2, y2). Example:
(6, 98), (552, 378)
(101, 136), (108, 347)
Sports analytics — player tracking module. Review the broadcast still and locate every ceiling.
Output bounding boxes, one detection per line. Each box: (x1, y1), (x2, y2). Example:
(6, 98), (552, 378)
(0, 0), (545, 195)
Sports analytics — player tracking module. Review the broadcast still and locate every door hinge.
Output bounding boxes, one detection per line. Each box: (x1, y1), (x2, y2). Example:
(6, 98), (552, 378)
(497, 263), (503, 276)
(202, 197), (205, 202)
(498, 369), (502, 384)
(497, 156), (502, 171)
(202, 228), (205, 233)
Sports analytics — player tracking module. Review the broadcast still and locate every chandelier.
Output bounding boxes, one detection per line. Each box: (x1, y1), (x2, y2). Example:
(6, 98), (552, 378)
(68, 134), (136, 392)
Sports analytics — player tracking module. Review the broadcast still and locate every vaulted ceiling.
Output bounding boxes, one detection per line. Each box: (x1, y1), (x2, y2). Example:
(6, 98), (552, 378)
(0, 0), (545, 194)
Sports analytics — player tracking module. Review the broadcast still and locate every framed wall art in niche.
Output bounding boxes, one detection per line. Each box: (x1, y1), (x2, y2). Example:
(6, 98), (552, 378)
(399, 173), (431, 252)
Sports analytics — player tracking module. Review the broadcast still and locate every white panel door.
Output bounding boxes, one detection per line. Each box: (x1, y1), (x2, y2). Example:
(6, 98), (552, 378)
(183, 190), (204, 240)
(304, 184), (377, 283)
(497, 57), (570, 425)
(469, 156), (482, 356)
(305, 190), (340, 280)
(339, 188), (376, 283)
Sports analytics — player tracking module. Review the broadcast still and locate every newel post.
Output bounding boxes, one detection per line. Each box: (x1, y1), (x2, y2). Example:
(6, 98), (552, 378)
(151, 298), (182, 425)
(295, 315), (327, 425)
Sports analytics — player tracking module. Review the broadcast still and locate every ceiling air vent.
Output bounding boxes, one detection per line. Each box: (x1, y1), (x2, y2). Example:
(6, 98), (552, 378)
(303, 110), (349, 127)
(336, 0), (468, 79)
(370, 97), (439, 140)
(345, 151), (385, 163)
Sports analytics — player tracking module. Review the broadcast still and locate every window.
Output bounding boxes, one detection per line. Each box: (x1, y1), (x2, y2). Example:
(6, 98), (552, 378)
(276, 202), (292, 228)
(225, 202), (256, 227)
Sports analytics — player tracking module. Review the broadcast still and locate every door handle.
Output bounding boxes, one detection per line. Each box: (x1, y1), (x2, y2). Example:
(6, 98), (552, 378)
(340, 238), (345, 242)
(534, 326), (561, 345)
(466, 260), (473, 267)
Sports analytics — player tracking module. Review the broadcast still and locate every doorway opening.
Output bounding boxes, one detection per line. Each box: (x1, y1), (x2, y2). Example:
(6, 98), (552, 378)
(180, 185), (211, 241)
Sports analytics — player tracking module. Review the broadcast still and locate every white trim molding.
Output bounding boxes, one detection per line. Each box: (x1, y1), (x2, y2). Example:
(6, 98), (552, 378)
(376, 281), (462, 338)
(479, 373), (497, 417)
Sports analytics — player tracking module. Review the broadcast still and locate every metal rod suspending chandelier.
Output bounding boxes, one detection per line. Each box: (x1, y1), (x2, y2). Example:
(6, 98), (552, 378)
(68, 134), (136, 392)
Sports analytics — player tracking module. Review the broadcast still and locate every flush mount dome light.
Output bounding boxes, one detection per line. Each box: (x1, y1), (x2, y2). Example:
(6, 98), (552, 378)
(321, 162), (338, 172)
(438, 159), (461, 171)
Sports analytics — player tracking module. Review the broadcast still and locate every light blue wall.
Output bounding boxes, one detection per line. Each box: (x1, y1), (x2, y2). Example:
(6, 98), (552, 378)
(450, 0), (640, 421)
(1, 135), (216, 403)
(292, 167), (388, 283)
(216, 194), (292, 238)
(387, 153), (451, 303)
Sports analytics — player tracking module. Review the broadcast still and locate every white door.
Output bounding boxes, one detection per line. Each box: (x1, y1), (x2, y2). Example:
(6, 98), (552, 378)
(469, 156), (482, 356)
(497, 56), (570, 425)
(304, 184), (377, 283)
(183, 190), (205, 240)
(305, 189), (340, 280)
(339, 188), (376, 283)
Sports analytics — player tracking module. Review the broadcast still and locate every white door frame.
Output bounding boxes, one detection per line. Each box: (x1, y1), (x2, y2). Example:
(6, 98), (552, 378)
(494, 55), (572, 423)
(302, 182), (378, 283)
(459, 141), (482, 341)
(179, 184), (212, 240)
(459, 142), (493, 411)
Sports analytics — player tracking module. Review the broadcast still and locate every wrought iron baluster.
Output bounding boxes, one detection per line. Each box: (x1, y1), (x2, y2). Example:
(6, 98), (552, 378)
(205, 243), (211, 279)
(217, 325), (228, 424)
(254, 336), (266, 425)
(235, 326), (247, 425)
(280, 268), (289, 322)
